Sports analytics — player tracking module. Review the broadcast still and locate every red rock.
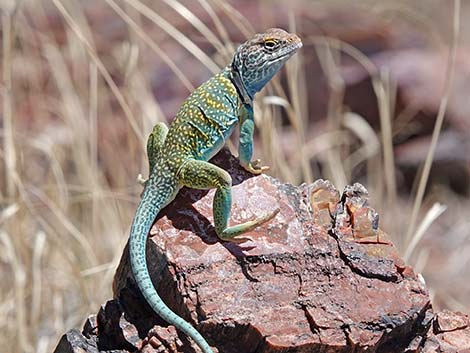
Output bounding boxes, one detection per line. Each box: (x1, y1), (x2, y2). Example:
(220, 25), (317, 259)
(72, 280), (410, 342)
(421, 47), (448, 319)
(54, 328), (101, 353)
(54, 150), (468, 353)
(418, 310), (470, 352)
(435, 310), (469, 333)
(111, 150), (431, 352)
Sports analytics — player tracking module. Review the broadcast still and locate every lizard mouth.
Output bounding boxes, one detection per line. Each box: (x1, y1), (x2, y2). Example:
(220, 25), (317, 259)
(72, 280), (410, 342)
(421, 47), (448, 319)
(273, 41), (302, 62)
(289, 40), (303, 53)
(294, 41), (303, 50)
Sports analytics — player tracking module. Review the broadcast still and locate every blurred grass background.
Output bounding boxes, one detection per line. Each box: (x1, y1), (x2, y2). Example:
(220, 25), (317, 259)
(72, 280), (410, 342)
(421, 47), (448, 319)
(0, 0), (469, 352)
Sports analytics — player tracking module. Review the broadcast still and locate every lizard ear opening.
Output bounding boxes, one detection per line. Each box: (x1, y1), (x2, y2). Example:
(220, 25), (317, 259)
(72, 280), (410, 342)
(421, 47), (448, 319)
(232, 45), (246, 71)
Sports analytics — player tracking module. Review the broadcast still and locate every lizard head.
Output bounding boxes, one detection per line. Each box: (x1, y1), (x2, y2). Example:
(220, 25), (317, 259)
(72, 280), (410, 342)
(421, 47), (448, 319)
(231, 28), (302, 103)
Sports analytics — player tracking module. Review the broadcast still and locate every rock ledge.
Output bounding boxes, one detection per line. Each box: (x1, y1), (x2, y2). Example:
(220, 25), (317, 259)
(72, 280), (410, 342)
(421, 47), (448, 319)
(54, 150), (469, 353)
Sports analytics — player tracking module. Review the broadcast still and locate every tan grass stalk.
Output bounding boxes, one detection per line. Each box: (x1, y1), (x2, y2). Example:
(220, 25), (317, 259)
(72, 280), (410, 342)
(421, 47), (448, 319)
(301, 131), (353, 161)
(105, 0), (194, 92)
(123, 0), (220, 74)
(30, 231), (46, 338)
(372, 69), (397, 210)
(27, 184), (98, 267)
(404, 202), (447, 262)
(0, 230), (33, 353)
(52, 0), (143, 142)
(372, 2), (442, 47)
(342, 112), (380, 171)
(163, 0), (225, 52)
(2, 6), (17, 198)
(89, 63), (98, 183)
(405, 0), (460, 245)
(198, 0), (235, 55)
(315, 39), (348, 190)
(286, 14), (311, 183)
(211, 0), (254, 38)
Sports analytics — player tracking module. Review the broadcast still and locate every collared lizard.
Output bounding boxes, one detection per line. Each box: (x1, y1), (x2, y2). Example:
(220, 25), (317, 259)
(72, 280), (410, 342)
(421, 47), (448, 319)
(129, 28), (302, 353)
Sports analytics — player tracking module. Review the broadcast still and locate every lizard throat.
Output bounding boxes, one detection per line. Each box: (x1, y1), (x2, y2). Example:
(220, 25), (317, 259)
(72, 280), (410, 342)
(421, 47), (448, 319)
(229, 64), (253, 107)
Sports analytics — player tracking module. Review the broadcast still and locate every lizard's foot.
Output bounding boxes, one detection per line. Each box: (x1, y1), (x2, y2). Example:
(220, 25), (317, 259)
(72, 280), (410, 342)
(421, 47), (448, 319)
(242, 159), (270, 175)
(177, 158), (278, 245)
(223, 236), (253, 244)
(137, 173), (147, 186)
(218, 208), (280, 242)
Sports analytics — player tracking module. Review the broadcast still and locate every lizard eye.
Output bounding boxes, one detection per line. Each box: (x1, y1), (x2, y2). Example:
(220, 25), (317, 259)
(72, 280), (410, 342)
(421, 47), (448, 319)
(264, 39), (278, 49)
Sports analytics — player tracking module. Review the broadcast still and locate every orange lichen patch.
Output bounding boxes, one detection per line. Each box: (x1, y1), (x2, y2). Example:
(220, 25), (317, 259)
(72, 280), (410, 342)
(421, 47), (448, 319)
(309, 179), (340, 228)
(337, 183), (391, 245)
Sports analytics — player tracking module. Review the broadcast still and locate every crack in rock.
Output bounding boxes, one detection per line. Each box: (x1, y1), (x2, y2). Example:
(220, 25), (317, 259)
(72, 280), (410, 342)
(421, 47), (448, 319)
(56, 151), (434, 353)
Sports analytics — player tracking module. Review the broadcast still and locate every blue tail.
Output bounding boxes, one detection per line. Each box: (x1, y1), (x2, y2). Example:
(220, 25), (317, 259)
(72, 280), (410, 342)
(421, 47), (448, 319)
(129, 183), (213, 353)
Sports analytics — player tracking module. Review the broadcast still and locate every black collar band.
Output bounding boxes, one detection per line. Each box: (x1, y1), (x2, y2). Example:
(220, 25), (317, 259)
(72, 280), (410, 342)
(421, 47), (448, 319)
(229, 65), (253, 107)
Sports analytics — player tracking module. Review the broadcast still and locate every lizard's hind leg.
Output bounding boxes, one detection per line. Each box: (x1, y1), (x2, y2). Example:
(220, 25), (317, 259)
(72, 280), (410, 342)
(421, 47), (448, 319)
(147, 122), (169, 173)
(177, 159), (278, 242)
(138, 122), (169, 186)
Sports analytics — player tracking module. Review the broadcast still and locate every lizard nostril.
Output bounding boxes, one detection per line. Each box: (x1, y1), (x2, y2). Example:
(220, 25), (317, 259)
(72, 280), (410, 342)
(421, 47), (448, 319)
(288, 36), (298, 43)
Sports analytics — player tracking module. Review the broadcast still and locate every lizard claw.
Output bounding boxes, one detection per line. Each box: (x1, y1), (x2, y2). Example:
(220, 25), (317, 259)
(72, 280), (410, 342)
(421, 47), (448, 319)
(137, 173), (147, 186)
(242, 159), (270, 175)
(227, 236), (253, 244)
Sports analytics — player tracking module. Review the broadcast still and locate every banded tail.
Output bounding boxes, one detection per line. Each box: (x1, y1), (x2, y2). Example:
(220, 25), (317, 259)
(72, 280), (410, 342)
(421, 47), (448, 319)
(129, 182), (213, 353)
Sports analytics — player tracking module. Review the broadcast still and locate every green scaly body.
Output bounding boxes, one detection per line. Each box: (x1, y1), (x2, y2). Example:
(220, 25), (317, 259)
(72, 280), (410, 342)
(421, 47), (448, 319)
(129, 29), (302, 353)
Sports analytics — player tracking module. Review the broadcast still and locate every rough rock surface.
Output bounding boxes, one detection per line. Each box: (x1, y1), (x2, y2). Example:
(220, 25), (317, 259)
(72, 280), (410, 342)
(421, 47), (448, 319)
(405, 310), (470, 353)
(53, 150), (467, 353)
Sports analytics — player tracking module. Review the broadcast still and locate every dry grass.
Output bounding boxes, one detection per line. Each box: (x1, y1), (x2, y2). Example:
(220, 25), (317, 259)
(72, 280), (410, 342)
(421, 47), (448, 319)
(0, 0), (467, 352)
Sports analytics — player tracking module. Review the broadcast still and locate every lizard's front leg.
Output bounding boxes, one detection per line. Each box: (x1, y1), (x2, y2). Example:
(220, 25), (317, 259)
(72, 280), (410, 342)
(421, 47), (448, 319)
(138, 122), (169, 186)
(238, 105), (269, 175)
(178, 158), (278, 242)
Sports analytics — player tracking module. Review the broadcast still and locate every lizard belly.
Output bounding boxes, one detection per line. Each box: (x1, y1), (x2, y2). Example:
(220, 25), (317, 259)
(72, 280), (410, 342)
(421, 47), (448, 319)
(198, 123), (236, 161)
